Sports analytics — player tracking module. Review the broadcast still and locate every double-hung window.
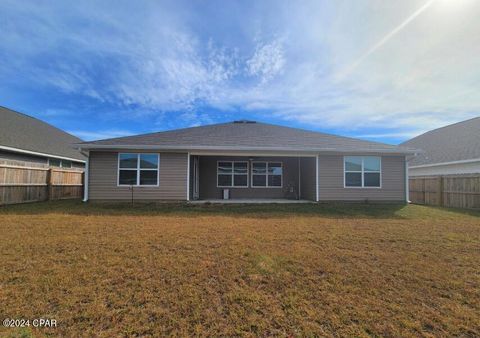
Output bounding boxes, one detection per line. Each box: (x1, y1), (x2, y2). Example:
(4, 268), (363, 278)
(118, 153), (159, 186)
(344, 156), (381, 188)
(251, 162), (282, 187)
(217, 161), (248, 187)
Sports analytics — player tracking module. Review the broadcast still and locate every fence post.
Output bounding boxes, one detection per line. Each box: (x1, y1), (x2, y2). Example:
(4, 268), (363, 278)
(47, 168), (53, 201)
(422, 178), (426, 204)
(439, 175), (444, 207)
(81, 171), (85, 199)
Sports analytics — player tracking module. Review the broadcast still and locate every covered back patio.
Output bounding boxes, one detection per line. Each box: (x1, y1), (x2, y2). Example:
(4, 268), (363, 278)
(188, 154), (317, 202)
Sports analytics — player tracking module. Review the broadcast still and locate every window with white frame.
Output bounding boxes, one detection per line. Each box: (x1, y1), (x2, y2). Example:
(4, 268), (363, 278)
(344, 156), (381, 187)
(251, 162), (282, 187)
(118, 153), (159, 186)
(217, 161), (248, 187)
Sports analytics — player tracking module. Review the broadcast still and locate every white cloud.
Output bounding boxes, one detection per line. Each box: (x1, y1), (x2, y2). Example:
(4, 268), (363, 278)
(246, 39), (285, 83)
(41, 108), (75, 117)
(1, 0), (480, 140)
(334, 0), (437, 81)
(68, 129), (136, 141)
(355, 131), (426, 140)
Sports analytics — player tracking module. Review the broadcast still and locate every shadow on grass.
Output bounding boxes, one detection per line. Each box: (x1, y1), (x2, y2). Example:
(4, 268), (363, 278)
(1, 199), (479, 219)
(0, 199), (410, 219)
(413, 204), (480, 218)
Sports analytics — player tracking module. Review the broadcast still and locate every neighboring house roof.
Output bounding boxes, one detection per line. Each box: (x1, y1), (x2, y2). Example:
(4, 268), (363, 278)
(79, 120), (415, 154)
(0, 106), (86, 162)
(401, 116), (480, 167)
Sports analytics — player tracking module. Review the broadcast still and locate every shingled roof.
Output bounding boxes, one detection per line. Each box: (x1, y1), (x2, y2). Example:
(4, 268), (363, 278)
(0, 106), (86, 161)
(402, 117), (480, 166)
(80, 120), (415, 154)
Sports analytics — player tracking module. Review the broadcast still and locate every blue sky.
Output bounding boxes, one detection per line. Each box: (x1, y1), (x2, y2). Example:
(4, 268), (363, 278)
(0, 0), (479, 144)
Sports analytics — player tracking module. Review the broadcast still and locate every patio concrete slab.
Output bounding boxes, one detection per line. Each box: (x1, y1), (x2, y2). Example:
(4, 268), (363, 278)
(189, 199), (314, 204)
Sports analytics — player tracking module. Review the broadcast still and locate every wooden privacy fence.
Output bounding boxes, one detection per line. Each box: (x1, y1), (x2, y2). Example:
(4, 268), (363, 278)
(0, 164), (84, 205)
(409, 174), (480, 209)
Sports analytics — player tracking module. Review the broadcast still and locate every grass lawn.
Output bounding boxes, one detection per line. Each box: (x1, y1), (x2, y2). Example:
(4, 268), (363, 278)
(0, 201), (479, 337)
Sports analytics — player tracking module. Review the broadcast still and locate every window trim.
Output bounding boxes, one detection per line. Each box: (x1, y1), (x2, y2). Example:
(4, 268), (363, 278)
(216, 160), (249, 188)
(251, 161), (283, 188)
(343, 156), (382, 189)
(117, 153), (160, 187)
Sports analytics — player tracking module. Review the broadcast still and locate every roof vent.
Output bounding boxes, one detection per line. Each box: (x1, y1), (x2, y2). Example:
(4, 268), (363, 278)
(233, 120), (256, 124)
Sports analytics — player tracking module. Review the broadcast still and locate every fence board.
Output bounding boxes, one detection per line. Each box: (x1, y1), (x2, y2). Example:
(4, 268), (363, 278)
(409, 174), (480, 209)
(0, 163), (84, 205)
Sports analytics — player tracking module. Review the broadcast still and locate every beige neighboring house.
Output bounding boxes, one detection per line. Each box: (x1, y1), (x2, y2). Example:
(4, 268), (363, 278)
(402, 117), (480, 177)
(0, 106), (86, 169)
(78, 120), (416, 203)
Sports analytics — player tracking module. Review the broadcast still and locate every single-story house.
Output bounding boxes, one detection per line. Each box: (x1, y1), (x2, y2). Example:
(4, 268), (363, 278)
(402, 117), (480, 176)
(78, 120), (416, 203)
(0, 106), (86, 168)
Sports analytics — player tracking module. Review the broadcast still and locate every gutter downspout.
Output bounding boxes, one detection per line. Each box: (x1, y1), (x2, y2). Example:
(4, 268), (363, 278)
(405, 156), (409, 203)
(186, 152), (190, 201)
(316, 155), (319, 202)
(298, 157), (301, 200)
(82, 150), (89, 202)
(404, 154), (417, 203)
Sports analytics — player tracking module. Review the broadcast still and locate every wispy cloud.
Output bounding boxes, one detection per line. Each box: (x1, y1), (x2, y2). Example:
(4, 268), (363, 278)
(41, 108), (75, 117)
(335, 0), (437, 81)
(1, 0), (480, 142)
(68, 129), (136, 141)
(355, 131), (427, 140)
(246, 39), (285, 84)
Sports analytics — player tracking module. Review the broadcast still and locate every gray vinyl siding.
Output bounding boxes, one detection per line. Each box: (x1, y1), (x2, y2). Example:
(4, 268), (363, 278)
(0, 149), (48, 166)
(318, 155), (406, 202)
(299, 157), (316, 201)
(0, 149), (84, 168)
(88, 151), (188, 201)
(87, 151), (406, 202)
(71, 162), (85, 169)
(198, 156), (302, 200)
(408, 161), (480, 176)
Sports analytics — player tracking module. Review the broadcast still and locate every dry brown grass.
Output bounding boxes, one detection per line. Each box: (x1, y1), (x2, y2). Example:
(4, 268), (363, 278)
(0, 201), (479, 337)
